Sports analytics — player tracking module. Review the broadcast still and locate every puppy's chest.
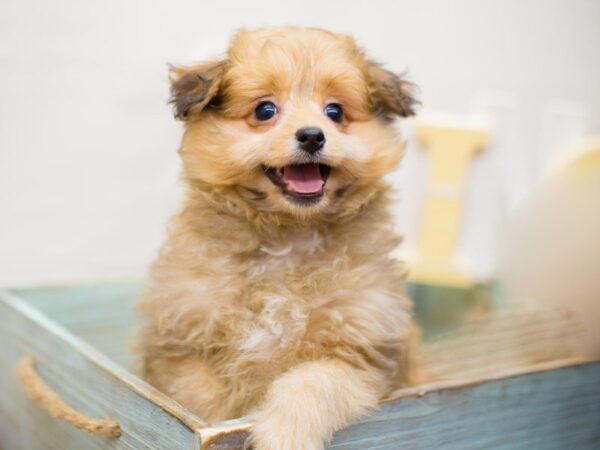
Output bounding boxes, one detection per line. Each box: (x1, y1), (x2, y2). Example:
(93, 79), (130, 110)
(237, 230), (339, 360)
(248, 229), (327, 277)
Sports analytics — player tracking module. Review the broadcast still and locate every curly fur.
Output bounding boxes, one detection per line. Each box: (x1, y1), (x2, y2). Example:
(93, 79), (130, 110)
(135, 27), (418, 450)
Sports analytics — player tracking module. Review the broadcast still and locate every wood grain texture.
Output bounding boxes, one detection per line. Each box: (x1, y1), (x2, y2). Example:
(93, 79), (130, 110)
(330, 360), (600, 449)
(4, 282), (600, 450)
(14, 282), (145, 368)
(0, 290), (202, 450)
(199, 360), (600, 449)
(418, 306), (583, 381)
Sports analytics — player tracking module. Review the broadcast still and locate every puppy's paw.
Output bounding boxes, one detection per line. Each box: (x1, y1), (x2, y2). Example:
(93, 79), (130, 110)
(247, 359), (381, 450)
(247, 414), (324, 450)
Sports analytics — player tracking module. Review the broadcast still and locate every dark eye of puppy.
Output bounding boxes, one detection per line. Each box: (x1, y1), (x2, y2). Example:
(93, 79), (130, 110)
(324, 103), (343, 123)
(255, 101), (278, 121)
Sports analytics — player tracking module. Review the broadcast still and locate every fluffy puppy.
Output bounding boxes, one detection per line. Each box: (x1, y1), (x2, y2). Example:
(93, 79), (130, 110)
(136, 27), (418, 450)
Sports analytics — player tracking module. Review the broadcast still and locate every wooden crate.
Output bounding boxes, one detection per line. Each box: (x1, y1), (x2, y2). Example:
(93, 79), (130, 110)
(1, 282), (599, 449)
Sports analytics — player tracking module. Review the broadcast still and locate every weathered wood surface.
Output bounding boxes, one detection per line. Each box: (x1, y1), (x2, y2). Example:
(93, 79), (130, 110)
(14, 282), (586, 382)
(331, 359), (600, 449)
(3, 282), (599, 450)
(418, 306), (583, 381)
(14, 282), (145, 368)
(200, 360), (600, 450)
(0, 290), (202, 450)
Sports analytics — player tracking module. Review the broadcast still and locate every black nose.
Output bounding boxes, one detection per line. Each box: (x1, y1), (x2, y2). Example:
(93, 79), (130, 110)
(295, 127), (325, 154)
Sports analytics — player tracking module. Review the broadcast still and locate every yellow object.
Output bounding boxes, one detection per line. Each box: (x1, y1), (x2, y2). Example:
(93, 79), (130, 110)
(409, 123), (489, 288)
(548, 137), (600, 180)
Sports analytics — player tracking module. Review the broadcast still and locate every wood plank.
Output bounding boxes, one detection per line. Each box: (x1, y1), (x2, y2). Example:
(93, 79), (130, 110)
(14, 282), (145, 368)
(199, 360), (600, 449)
(9, 282), (599, 450)
(0, 290), (202, 450)
(418, 306), (583, 380)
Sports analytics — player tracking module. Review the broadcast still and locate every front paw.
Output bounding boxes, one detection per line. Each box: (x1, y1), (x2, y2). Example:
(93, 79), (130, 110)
(246, 418), (324, 450)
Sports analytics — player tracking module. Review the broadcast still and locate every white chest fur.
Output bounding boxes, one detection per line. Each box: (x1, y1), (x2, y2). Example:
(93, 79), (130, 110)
(240, 230), (323, 357)
(249, 229), (324, 276)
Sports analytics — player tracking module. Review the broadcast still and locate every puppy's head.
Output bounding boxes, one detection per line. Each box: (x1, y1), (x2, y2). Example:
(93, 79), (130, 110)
(172, 27), (417, 218)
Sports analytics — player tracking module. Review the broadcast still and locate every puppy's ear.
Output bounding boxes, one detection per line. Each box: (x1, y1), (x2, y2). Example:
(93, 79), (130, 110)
(169, 60), (226, 120)
(367, 61), (418, 119)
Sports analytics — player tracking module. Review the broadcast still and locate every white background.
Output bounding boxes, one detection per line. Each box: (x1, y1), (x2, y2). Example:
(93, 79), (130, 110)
(1, 0), (599, 286)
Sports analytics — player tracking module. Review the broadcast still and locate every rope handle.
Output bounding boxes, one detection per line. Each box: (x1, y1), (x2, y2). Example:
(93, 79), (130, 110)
(17, 355), (122, 438)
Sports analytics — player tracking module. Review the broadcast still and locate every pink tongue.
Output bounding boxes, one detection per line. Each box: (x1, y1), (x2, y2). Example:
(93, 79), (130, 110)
(283, 164), (324, 194)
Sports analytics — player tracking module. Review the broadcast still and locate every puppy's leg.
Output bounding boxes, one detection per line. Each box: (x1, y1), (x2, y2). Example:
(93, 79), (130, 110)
(249, 359), (383, 450)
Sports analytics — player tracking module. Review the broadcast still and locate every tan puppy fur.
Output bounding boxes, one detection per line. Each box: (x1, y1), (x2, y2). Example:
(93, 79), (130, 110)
(136, 27), (418, 450)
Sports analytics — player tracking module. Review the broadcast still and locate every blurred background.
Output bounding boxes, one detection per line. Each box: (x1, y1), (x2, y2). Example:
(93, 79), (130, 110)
(1, 0), (598, 321)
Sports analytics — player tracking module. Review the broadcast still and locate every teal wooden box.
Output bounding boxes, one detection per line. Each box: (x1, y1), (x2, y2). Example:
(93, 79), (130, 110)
(1, 283), (599, 449)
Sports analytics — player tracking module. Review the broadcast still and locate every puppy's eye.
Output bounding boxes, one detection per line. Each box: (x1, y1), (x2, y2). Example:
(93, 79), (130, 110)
(254, 101), (278, 121)
(324, 103), (344, 123)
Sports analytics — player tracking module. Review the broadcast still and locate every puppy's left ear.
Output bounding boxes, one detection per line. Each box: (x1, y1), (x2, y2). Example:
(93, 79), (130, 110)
(367, 61), (418, 119)
(169, 59), (226, 120)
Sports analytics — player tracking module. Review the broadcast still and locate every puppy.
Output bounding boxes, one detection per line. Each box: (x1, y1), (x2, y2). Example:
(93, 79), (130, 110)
(136, 27), (418, 450)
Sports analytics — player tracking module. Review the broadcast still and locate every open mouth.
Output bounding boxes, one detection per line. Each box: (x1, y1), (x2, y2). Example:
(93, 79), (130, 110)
(263, 163), (331, 205)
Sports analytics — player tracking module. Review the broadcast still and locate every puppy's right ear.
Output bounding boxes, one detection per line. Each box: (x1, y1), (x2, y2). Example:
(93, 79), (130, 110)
(169, 60), (226, 120)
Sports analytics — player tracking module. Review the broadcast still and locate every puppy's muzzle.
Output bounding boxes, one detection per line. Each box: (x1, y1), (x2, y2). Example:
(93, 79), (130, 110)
(296, 127), (325, 155)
